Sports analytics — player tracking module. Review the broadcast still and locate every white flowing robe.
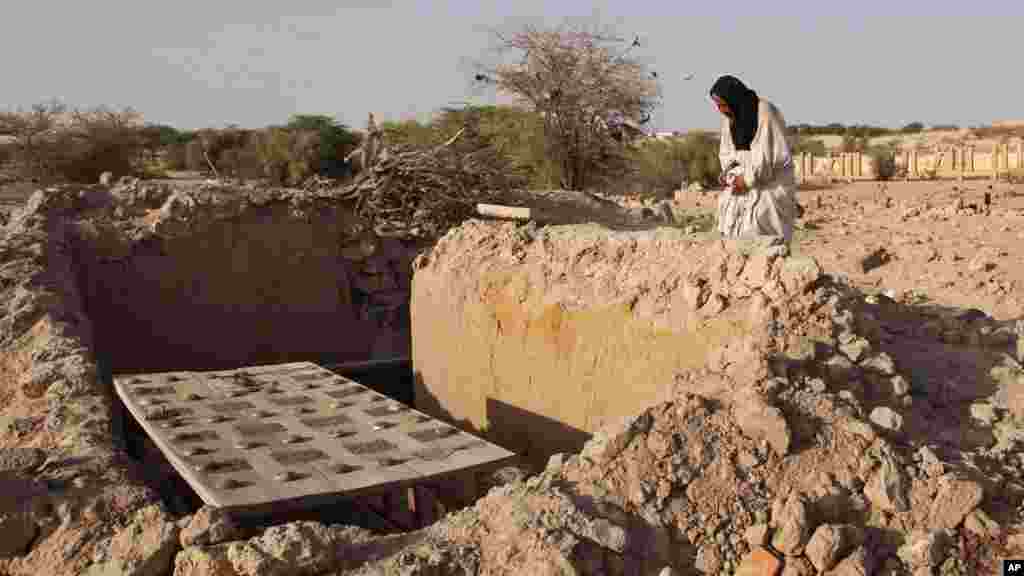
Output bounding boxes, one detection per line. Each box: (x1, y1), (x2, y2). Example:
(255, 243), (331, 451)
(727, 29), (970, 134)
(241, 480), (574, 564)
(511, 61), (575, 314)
(717, 99), (798, 242)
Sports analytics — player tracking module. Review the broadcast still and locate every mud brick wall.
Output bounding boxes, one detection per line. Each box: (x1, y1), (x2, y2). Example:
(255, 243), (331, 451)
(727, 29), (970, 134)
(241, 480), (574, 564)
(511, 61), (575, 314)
(410, 221), (829, 468)
(74, 184), (418, 373)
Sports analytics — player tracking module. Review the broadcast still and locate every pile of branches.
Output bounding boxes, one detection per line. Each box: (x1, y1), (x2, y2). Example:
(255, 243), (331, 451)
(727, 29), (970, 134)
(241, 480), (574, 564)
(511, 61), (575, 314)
(302, 116), (529, 239)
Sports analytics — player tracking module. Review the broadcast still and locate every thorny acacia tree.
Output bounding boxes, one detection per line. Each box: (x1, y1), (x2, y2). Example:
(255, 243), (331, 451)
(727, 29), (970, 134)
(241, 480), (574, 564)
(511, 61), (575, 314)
(0, 100), (146, 182)
(474, 22), (661, 190)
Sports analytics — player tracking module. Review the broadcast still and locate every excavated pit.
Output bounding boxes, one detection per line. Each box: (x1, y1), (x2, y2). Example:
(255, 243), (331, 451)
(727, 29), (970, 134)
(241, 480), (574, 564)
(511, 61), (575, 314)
(5, 183), (1024, 575)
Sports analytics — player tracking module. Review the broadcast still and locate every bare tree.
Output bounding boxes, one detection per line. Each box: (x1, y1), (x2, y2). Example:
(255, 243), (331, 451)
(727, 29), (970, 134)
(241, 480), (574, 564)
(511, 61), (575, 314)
(474, 21), (661, 190)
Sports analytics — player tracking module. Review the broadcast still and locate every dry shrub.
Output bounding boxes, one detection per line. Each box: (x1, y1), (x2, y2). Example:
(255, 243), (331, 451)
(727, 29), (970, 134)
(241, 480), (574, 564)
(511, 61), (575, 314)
(0, 101), (147, 183)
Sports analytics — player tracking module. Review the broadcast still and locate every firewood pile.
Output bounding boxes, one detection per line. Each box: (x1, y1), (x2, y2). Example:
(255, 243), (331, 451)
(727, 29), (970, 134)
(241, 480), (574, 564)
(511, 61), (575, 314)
(302, 119), (529, 239)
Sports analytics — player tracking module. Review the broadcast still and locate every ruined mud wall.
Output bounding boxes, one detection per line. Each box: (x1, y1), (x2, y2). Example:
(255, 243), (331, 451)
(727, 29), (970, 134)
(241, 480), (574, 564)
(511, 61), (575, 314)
(411, 221), (830, 466)
(74, 181), (418, 373)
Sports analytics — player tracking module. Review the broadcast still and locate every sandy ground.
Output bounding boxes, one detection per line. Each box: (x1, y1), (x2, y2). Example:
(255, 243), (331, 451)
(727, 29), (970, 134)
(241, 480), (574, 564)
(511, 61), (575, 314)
(677, 179), (1024, 320)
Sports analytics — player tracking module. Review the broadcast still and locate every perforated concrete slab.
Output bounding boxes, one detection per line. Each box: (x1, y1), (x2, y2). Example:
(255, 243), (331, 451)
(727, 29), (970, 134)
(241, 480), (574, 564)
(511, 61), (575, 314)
(114, 362), (515, 510)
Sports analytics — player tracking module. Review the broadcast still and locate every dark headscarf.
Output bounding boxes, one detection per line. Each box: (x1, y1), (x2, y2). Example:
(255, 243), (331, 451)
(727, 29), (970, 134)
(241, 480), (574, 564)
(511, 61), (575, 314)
(710, 75), (760, 151)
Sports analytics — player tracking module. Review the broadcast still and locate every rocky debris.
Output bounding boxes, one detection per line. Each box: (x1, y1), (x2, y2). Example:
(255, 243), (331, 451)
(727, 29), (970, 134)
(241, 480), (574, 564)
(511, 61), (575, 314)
(771, 493), (812, 556)
(735, 547), (782, 576)
(869, 406), (904, 433)
(87, 504), (181, 576)
(929, 476), (984, 530)
(897, 530), (949, 569)
(804, 524), (861, 572)
(828, 545), (868, 576)
(179, 506), (247, 548)
(175, 521), (379, 576)
(863, 451), (910, 512)
(732, 387), (792, 456)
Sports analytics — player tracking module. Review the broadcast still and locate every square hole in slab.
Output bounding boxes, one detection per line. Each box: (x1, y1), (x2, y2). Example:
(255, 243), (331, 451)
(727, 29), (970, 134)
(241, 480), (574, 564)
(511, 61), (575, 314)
(195, 458), (253, 474)
(408, 427), (461, 443)
(325, 387), (370, 400)
(209, 401), (257, 413)
(344, 439), (397, 455)
(133, 385), (176, 396)
(172, 430), (220, 444)
(300, 414), (352, 429)
(270, 448), (329, 465)
(364, 405), (410, 418)
(267, 395), (315, 407)
(234, 422), (288, 437)
(146, 406), (194, 421)
(330, 463), (363, 474)
(293, 373), (327, 382)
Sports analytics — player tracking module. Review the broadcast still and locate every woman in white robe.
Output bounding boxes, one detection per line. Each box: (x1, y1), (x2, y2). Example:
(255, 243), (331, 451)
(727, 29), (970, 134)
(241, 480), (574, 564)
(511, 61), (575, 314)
(710, 75), (798, 243)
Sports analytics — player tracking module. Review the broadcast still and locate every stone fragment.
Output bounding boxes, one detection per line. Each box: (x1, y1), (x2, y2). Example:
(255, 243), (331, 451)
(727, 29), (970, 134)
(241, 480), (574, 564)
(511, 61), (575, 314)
(839, 337), (871, 363)
(805, 524), (860, 573)
(735, 547), (782, 576)
(695, 544), (723, 574)
(963, 508), (1001, 538)
(732, 387), (791, 456)
(861, 352), (896, 375)
(897, 530), (949, 568)
(929, 476), (984, 530)
(864, 454), (909, 512)
(869, 406), (904, 432)
(771, 493), (812, 556)
(827, 546), (868, 576)
(780, 556), (815, 576)
(745, 523), (770, 548)
(824, 355), (857, 384)
(969, 402), (998, 426)
(180, 505), (246, 548)
(889, 375), (910, 397)
(91, 504), (181, 576)
(580, 412), (653, 464)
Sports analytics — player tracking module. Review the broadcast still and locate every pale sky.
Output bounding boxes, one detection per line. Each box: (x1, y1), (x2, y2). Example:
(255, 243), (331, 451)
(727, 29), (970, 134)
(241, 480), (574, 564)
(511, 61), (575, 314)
(3, 1), (1021, 133)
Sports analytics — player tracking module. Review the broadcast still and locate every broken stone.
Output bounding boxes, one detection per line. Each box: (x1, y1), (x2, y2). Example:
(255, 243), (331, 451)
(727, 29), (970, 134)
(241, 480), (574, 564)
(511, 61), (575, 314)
(915, 445), (944, 477)
(969, 402), (998, 426)
(732, 387), (791, 456)
(864, 454), (909, 512)
(805, 524), (861, 573)
(869, 406), (904, 433)
(897, 530), (949, 568)
(889, 375), (910, 397)
(839, 337), (871, 363)
(0, 447), (45, 473)
(861, 352), (896, 375)
(580, 412), (653, 464)
(824, 355), (857, 384)
(929, 475), (984, 530)
(695, 544), (723, 574)
(745, 523), (770, 548)
(735, 547), (782, 576)
(771, 493), (812, 556)
(828, 546), (868, 576)
(180, 505), (246, 548)
(963, 508), (1001, 538)
(781, 556), (815, 576)
(88, 504), (181, 576)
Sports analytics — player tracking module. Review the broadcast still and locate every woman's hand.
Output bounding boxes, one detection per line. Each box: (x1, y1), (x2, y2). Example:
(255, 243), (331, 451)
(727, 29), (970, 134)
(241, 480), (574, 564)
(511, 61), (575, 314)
(731, 175), (747, 194)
